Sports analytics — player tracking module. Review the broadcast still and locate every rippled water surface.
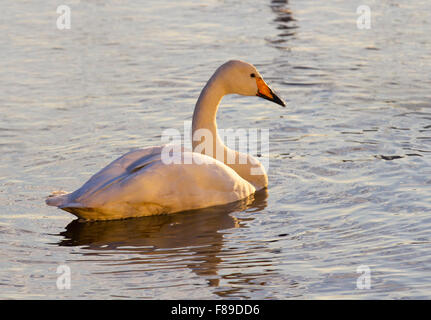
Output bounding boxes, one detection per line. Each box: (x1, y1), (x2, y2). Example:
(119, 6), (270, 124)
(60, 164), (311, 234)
(1, 0), (430, 299)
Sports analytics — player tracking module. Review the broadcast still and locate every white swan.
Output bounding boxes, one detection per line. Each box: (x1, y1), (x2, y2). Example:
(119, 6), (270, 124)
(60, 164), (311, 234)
(46, 60), (285, 220)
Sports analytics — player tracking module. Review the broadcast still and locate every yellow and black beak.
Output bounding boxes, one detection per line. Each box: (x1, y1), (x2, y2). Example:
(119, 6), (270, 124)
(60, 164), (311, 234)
(256, 77), (286, 107)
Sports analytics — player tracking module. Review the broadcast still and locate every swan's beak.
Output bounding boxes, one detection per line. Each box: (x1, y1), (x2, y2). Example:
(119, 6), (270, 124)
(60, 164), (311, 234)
(256, 77), (286, 107)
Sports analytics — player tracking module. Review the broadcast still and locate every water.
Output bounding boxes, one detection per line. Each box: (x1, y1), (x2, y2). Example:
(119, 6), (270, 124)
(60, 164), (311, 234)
(0, 0), (430, 299)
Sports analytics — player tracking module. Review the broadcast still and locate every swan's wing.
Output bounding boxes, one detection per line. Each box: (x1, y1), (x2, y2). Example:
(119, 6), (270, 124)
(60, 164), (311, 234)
(47, 145), (182, 208)
(69, 146), (165, 199)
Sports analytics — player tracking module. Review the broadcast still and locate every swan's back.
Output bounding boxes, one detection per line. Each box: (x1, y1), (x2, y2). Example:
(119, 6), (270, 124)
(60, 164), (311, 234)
(47, 146), (256, 220)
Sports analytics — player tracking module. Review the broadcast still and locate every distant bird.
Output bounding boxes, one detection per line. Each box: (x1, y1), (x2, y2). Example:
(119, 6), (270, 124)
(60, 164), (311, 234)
(46, 60), (285, 220)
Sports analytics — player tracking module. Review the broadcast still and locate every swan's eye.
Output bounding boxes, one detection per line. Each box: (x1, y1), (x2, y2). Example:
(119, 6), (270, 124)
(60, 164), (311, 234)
(250, 73), (256, 78)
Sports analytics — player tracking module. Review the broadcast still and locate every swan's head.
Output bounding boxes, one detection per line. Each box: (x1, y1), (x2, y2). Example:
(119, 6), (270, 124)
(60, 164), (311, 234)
(217, 60), (286, 107)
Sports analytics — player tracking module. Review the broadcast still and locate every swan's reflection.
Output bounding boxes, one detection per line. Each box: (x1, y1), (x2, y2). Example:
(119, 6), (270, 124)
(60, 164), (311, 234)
(58, 190), (268, 289)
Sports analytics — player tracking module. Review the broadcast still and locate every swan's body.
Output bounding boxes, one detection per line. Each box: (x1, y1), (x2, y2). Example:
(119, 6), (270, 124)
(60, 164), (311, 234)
(46, 60), (285, 220)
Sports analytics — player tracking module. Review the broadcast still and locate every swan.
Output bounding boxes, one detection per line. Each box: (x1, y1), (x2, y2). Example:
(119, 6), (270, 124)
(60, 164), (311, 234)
(46, 60), (285, 220)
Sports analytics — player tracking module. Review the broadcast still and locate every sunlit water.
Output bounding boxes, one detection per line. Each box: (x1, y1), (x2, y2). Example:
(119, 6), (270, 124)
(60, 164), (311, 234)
(0, 0), (430, 299)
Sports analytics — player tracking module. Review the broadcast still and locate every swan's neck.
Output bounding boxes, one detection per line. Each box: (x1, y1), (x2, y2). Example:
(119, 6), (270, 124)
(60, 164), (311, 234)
(191, 72), (268, 190)
(192, 73), (225, 156)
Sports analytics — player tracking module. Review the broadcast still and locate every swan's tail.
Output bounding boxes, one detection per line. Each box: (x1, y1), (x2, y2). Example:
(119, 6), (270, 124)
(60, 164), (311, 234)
(45, 190), (70, 207)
